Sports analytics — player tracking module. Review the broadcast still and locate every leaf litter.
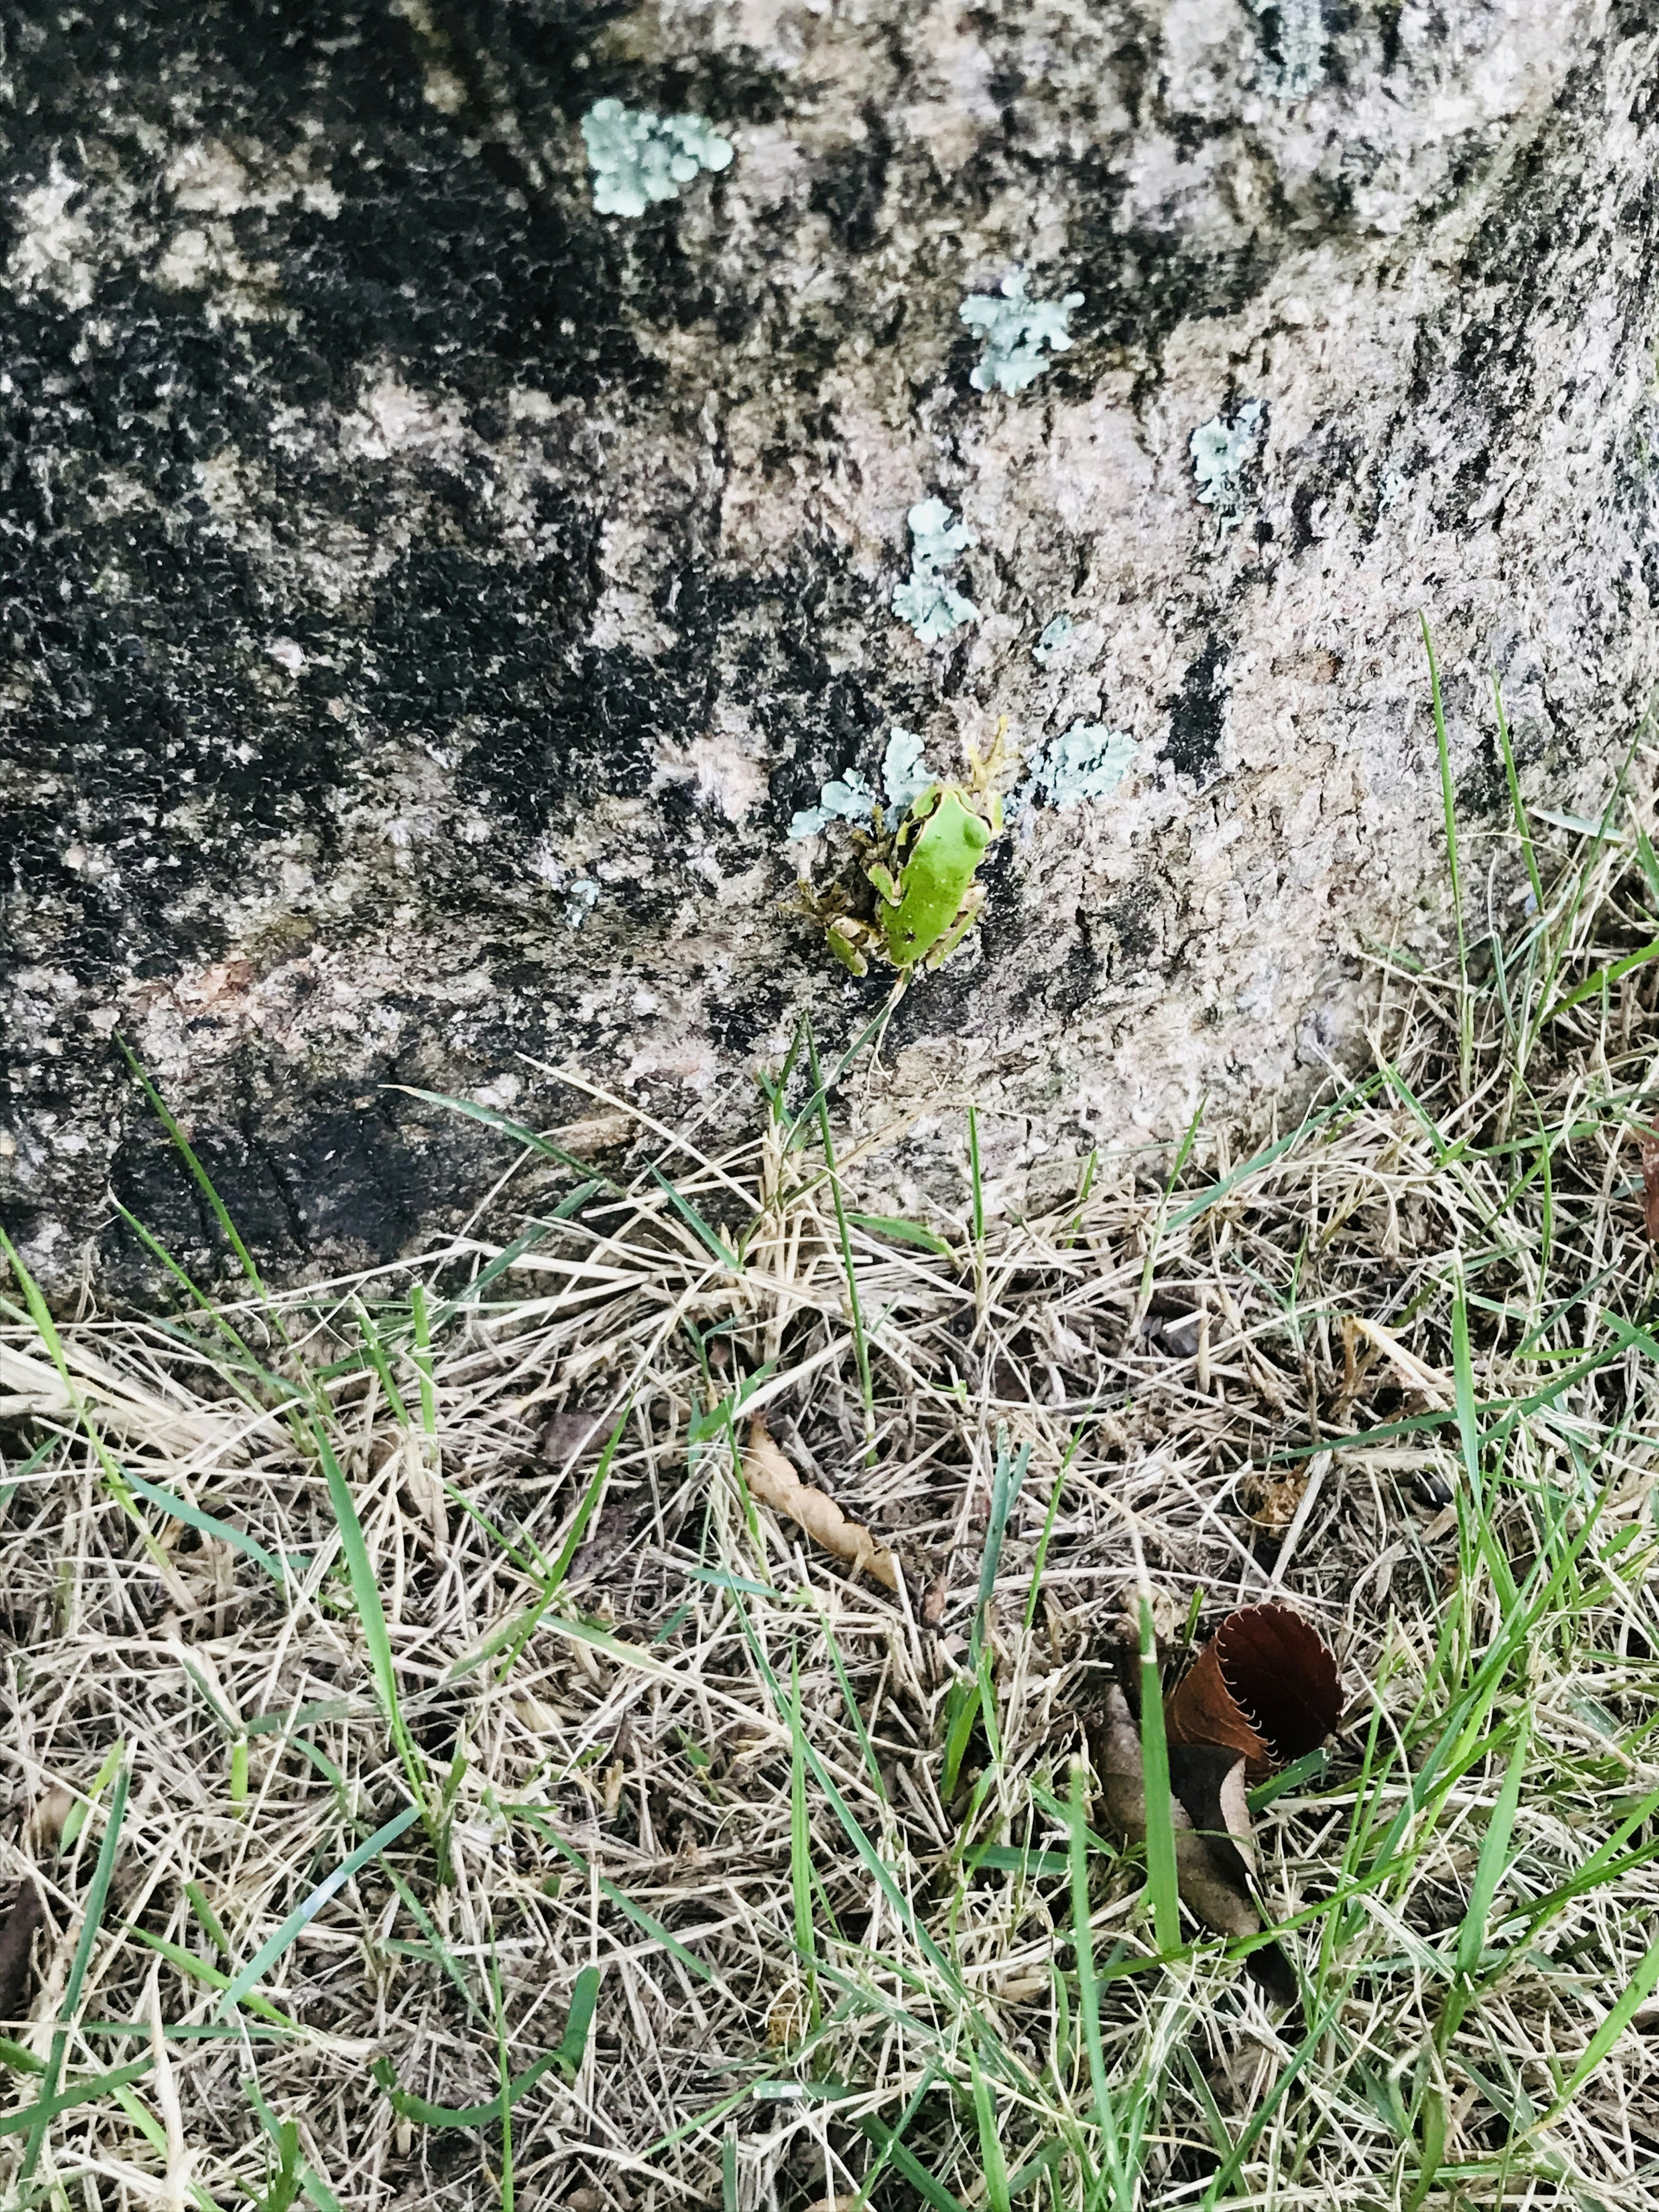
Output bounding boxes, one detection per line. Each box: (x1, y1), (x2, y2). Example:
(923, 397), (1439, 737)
(3, 763), (1659, 2202)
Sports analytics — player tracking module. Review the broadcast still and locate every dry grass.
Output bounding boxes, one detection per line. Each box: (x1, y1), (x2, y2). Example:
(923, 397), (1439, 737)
(6, 772), (1659, 2210)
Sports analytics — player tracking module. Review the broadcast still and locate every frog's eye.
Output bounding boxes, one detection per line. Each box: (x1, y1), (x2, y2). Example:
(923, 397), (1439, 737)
(961, 815), (991, 852)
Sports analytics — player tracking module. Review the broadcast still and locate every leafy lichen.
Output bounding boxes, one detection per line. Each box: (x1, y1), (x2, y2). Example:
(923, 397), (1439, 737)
(580, 99), (734, 219)
(1023, 720), (1138, 811)
(787, 768), (875, 842)
(1033, 613), (1075, 667)
(892, 497), (978, 643)
(960, 270), (1084, 396)
(786, 728), (938, 843)
(1191, 400), (1265, 529)
(881, 727), (933, 815)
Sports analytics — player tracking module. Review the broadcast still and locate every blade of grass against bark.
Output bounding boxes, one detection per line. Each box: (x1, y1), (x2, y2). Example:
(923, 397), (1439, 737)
(22, 1757), (128, 2180)
(313, 1421), (431, 1821)
(1421, 617), (1471, 1090)
(394, 1085), (620, 1188)
(110, 1202), (301, 1410)
(118, 1039), (288, 1320)
(219, 1802), (420, 2014)
(1137, 1100), (1206, 1319)
(845, 1210), (953, 1256)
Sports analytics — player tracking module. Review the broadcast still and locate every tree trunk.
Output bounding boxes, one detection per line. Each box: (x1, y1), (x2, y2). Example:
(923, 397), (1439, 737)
(4, 0), (1657, 1292)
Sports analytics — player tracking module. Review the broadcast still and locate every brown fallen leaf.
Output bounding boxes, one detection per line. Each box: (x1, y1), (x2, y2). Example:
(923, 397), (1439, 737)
(0, 1884), (45, 2022)
(1095, 1687), (1298, 2005)
(743, 1421), (900, 1591)
(1165, 1604), (1341, 1783)
(1640, 1126), (1659, 1242)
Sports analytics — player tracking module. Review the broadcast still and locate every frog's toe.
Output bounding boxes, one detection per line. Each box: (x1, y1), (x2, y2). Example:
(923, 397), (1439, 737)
(826, 924), (870, 977)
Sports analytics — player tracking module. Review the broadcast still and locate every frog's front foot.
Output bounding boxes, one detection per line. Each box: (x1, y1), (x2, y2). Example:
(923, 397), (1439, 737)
(826, 918), (872, 976)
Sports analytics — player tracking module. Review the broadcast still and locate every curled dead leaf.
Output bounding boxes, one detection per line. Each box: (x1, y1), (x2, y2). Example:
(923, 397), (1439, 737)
(1093, 1687), (1259, 1941)
(0, 1883), (44, 2022)
(1165, 1604), (1341, 1783)
(1640, 1125), (1659, 1242)
(743, 1421), (900, 1592)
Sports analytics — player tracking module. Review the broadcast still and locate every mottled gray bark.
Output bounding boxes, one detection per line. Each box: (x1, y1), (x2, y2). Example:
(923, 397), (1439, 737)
(3, 0), (1658, 1292)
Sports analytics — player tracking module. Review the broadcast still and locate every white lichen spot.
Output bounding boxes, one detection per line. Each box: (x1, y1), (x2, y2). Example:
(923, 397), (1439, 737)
(565, 879), (601, 930)
(1033, 613), (1074, 667)
(788, 768), (876, 842)
(959, 269), (1083, 396)
(788, 727), (940, 843)
(892, 498), (979, 643)
(266, 637), (306, 674)
(1022, 721), (1138, 811)
(882, 728), (933, 815)
(1252, 0), (1326, 98)
(1191, 400), (1265, 529)
(580, 99), (734, 219)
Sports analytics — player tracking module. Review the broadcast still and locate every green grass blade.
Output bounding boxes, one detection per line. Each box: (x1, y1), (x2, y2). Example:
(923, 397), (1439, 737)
(117, 1038), (280, 1308)
(1137, 1595), (1181, 1954)
(970, 2044), (1012, 2212)
(556, 1966), (601, 2075)
(24, 1758), (129, 2178)
(220, 1804), (420, 2013)
(650, 1165), (739, 1268)
(1, 2059), (156, 2139)
(845, 1211), (953, 1256)
(313, 1421), (431, 1816)
(124, 1470), (294, 1588)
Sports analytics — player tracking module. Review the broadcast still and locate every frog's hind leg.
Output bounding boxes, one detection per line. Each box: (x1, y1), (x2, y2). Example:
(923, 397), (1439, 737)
(921, 887), (985, 972)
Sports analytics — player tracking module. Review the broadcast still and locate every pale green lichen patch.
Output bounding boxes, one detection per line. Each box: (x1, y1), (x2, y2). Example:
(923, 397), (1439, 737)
(1022, 720), (1137, 810)
(1191, 400), (1264, 528)
(565, 877), (601, 929)
(1033, 613), (1074, 666)
(960, 269), (1083, 395)
(892, 498), (978, 643)
(787, 728), (938, 843)
(787, 768), (875, 842)
(580, 99), (734, 218)
(881, 727), (933, 815)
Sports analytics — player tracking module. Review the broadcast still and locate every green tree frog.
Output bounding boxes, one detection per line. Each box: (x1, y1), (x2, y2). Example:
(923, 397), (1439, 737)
(796, 723), (1017, 982)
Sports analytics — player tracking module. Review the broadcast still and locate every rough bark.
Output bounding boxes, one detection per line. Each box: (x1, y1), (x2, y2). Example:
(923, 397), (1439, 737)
(3, 0), (1658, 1292)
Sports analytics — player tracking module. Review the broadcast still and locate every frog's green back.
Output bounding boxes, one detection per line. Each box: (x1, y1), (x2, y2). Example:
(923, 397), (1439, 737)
(879, 788), (990, 966)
